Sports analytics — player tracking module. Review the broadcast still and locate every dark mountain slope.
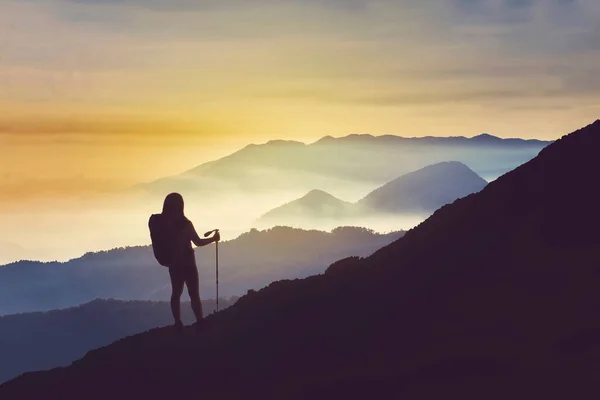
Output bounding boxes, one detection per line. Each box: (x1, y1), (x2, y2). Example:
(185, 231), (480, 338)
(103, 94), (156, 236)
(0, 298), (236, 384)
(1, 121), (598, 399)
(0, 226), (403, 315)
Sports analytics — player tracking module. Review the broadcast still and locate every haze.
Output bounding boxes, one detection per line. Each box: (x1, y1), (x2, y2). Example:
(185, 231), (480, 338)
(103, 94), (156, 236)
(1, 0), (597, 262)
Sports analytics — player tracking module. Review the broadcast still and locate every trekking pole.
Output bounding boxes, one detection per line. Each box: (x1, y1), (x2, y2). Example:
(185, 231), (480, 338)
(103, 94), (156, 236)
(216, 239), (219, 312)
(204, 229), (220, 312)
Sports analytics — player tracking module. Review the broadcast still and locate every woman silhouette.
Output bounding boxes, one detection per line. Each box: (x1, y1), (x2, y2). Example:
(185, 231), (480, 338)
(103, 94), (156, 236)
(161, 192), (219, 332)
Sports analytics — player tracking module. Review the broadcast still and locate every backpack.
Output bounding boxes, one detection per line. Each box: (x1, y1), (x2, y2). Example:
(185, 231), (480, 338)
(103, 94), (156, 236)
(148, 214), (173, 267)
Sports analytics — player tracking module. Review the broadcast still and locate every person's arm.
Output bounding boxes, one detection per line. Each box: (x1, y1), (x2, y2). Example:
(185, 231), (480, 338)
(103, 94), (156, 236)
(189, 221), (219, 247)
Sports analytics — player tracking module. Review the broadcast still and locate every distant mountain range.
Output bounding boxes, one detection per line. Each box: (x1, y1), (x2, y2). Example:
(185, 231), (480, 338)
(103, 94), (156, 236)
(258, 162), (488, 226)
(3, 121), (596, 399)
(312, 132), (549, 147)
(0, 226), (403, 315)
(138, 133), (550, 198)
(0, 298), (237, 384)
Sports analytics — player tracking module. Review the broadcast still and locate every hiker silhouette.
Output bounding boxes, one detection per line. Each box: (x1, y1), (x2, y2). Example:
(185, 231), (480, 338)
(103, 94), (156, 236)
(159, 192), (220, 333)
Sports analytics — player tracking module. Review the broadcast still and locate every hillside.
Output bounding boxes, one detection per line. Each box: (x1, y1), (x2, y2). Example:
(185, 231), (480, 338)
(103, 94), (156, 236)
(357, 161), (488, 213)
(1, 121), (596, 399)
(0, 298), (237, 384)
(0, 226), (403, 315)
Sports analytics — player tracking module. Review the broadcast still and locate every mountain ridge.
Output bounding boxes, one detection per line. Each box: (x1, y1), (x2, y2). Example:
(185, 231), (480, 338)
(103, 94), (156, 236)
(0, 226), (404, 315)
(138, 132), (551, 195)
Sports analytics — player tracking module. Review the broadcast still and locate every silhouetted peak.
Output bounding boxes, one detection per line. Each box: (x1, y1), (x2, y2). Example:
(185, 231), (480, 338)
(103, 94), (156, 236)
(334, 133), (377, 143)
(346, 133), (375, 140)
(302, 189), (337, 200)
(384, 161), (487, 188)
(293, 190), (350, 208)
(263, 139), (305, 147)
(241, 143), (257, 150)
(471, 133), (500, 141)
(239, 140), (305, 152)
(313, 133), (377, 145)
(402, 161), (482, 178)
(313, 135), (336, 144)
(358, 161), (487, 213)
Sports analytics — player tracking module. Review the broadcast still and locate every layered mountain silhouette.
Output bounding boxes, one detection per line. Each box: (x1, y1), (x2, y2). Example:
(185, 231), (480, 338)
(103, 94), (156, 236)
(0, 226), (403, 315)
(15, 134), (548, 267)
(258, 162), (487, 227)
(0, 298), (237, 384)
(2, 121), (597, 399)
(314, 132), (548, 147)
(139, 133), (549, 197)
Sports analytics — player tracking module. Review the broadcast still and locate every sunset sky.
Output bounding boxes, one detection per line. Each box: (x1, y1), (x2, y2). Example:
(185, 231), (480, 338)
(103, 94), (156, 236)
(1, 0), (599, 200)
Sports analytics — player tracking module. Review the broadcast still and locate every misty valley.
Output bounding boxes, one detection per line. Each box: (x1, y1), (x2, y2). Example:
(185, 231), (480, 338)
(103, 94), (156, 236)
(0, 133), (549, 264)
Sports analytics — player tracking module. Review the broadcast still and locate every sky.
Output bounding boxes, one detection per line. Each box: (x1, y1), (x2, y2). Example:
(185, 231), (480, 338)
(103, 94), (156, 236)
(1, 0), (600, 201)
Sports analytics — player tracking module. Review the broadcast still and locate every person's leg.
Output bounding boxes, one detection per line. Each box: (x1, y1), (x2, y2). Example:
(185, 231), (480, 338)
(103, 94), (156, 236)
(169, 268), (185, 326)
(185, 265), (204, 322)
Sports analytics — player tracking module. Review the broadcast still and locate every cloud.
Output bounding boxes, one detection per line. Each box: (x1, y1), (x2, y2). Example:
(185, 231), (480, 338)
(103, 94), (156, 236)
(0, 114), (235, 144)
(1, 0), (598, 137)
(0, 176), (127, 202)
(256, 84), (583, 108)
